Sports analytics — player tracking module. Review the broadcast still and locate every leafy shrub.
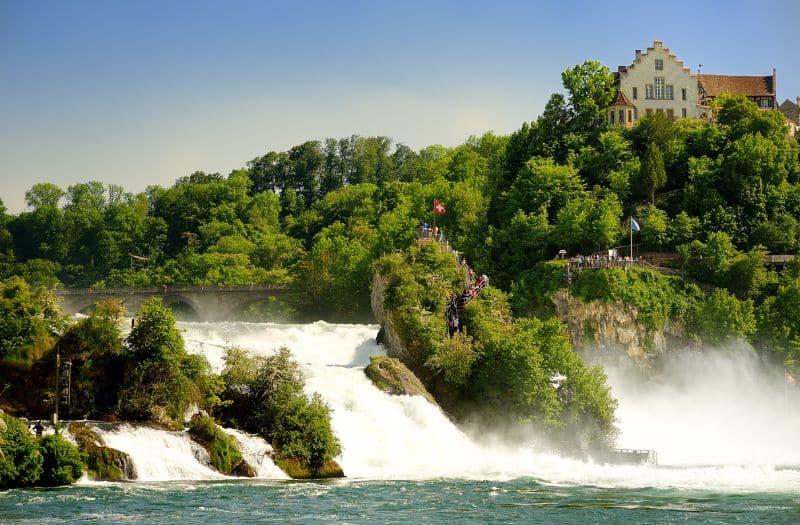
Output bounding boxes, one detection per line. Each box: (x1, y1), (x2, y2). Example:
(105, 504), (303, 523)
(510, 260), (567, 314)
(188, 415), (248, 476)
(689, 288), (756, 345)
(38, 434), (83, 486)
(0, 412), (43, 488)
(219, 346), (341, 477)
(272, 393), (341, 473)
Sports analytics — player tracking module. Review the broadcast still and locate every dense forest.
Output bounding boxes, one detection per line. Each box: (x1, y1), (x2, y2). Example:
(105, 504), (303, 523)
(1, 60), (799, 367)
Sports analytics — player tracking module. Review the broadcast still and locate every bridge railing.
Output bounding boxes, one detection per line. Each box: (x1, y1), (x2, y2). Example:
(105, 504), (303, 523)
(57, 283), (288, 296)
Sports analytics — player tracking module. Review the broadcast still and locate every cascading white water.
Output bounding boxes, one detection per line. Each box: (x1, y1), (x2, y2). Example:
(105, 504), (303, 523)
(179, 321), (800, 491)
(92, 320), (799, 490)
(90, 423), (224, 481)
(222, 428), (288, 479)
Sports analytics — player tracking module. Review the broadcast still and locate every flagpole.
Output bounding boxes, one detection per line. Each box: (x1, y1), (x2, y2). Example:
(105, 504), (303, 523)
(629, 217), (633, 267)
(432, 198), (436, 231)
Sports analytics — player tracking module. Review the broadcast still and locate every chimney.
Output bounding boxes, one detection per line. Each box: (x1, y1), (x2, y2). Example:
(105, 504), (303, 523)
(796, 96), (799, 108)
(773, 68), (777, 95)
(635, 49), (641, 59)
(618, 65), (626, 73)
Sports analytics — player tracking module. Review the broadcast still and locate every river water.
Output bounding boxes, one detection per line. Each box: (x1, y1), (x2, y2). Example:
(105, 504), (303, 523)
(2, 321), (799, 524)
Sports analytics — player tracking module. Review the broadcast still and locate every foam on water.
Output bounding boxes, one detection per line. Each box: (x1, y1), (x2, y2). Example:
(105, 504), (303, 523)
(174, 321), (800, 491)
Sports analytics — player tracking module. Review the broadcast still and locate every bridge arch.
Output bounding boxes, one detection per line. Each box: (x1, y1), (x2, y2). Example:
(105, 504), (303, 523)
(161, 294), (204, 321)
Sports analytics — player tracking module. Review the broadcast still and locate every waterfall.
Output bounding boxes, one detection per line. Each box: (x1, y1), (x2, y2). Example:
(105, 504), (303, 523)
(222, 428), (288, 479)
(81, 321), (800, 490)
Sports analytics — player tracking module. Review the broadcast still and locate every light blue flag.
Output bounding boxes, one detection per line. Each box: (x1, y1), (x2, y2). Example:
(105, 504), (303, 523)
(630, 217), (641, 232)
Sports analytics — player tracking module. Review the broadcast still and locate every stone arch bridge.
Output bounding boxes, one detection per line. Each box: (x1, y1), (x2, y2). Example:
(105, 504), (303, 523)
(57, 284), (289, 322)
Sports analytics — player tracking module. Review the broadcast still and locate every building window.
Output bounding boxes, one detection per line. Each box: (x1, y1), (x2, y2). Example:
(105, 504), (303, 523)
(646, 85), (653, 99)
(682, 108), (687, 118)
(655, 59), (663, 70)
(656, 109), (664, 114)
(619, 110), (624, 123)
(655, 77), (664, 99)
(610, 111), (614, 124)
(646, 109), (653, 116)
(758, 98), (771, 108)
(634, 108), (638, 120)
(666, 85), (674, 100)
(628, 110), (633, 123)
(632, 87), (638, 99)
(667, 109), (674, 120)
(681, 88), (687, 101)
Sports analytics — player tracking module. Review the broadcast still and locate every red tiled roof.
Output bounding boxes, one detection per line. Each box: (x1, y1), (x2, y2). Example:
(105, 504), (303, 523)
(609, 89), (634, 107)
(697, 74), (774, 97)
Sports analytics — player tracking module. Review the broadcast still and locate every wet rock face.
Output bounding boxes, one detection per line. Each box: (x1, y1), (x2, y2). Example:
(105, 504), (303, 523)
(67, 422), (137, 481)
(273, 456), (344, 479)
(364, 355), (436, 404)
(370, 273), (412, 364)
(550, 290), (693, 365)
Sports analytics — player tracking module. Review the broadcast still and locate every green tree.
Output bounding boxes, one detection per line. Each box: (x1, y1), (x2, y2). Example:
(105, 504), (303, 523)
(55, 300), (126, 416)
(560, 60), (616, 132)
(639, 142), (667, 204)
(119, 298), (217, 424)
(0, 277), (63, 364)
(691, 288), (755, 345)
(641, 205), (669, 250)
(219, 346), (340, 475)
(506, 158), (587, 221)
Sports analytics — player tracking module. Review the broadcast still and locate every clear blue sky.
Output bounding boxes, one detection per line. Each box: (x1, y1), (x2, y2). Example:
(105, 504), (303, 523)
(1, 0), (798, 213)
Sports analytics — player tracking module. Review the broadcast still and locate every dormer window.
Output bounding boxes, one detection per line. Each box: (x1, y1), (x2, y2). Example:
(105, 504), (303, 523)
(655, 59), (664, 70)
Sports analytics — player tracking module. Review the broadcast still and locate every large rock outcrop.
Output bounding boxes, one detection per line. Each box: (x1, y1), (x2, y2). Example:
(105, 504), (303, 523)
(551, 289), (695, 365)
(365, 355), (436, 404)
(68, 422), (136, 481)
(371, 272), (412, 363)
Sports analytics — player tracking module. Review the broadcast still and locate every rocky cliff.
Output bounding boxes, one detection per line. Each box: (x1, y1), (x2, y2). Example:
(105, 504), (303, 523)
(551, 289), (696, 366)
(371, 272), (409, 363)
(375, 267), (695, 370)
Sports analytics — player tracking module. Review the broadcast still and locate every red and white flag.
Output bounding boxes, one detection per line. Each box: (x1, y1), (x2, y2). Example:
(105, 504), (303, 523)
(786, 369), (796, 386)
(433, 199), (446, 215)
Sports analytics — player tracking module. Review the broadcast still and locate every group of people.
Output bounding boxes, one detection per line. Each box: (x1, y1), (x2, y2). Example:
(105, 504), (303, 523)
(569, 253), (646, 269)
(416, 222), (444, 242)
(445, 256), (489, 337)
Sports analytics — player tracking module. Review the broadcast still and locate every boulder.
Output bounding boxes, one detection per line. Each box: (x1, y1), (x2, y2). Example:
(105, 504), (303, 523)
(68, 422), (136, 481)
(365, 355), (436, 405)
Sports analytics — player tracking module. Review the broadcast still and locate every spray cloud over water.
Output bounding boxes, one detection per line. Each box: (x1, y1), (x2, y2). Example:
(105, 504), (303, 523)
(176, 321), (800, 491)
(606, 341), (800, 467)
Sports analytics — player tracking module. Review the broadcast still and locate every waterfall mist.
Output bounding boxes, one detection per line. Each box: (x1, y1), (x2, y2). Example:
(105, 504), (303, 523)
(605, 341), (800, 467)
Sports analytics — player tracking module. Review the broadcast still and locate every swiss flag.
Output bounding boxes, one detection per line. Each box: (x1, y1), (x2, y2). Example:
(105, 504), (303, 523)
(433, 199), (446, 215)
